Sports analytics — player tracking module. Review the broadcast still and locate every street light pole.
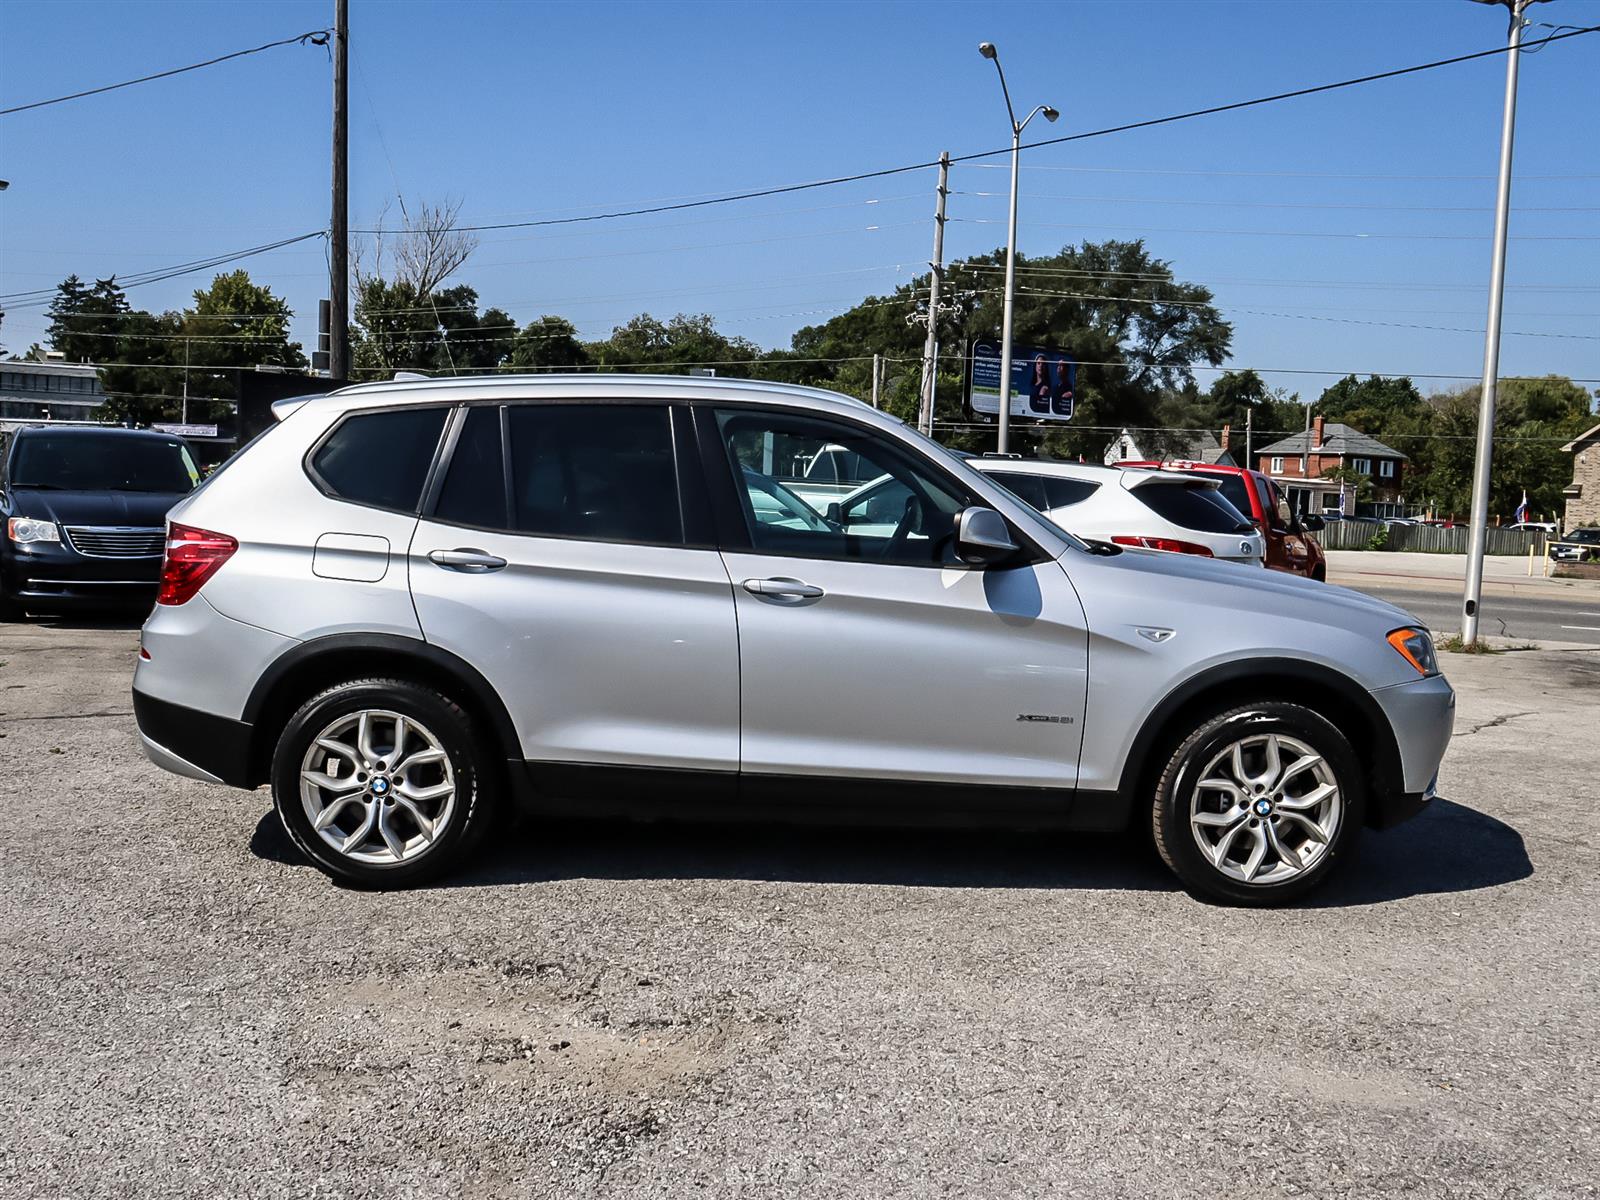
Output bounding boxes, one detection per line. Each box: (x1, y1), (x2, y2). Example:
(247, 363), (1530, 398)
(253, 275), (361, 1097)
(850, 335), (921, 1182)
(978, 43), (1056, 455)
(1462, 0), (1538, 646)
(328, 0), (350, 382)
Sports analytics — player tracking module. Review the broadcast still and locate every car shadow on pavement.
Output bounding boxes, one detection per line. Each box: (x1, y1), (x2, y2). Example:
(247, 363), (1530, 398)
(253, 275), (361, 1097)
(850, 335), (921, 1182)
(27, 613), (147, 632)
(1309, 796), (1531, 907)
(250, 796), (1529, 905)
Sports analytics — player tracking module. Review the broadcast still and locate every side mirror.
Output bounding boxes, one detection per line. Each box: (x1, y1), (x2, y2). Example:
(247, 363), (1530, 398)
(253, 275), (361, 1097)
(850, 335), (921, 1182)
(954, 506), (1019, 565)
(825, 502), (842, 524)
(1300, 513), (1325, 532)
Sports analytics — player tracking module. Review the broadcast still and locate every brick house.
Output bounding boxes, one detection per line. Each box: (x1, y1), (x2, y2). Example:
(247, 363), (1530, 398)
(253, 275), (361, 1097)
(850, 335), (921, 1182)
(1256, 416), (1409, 517)
(1562, 421), (1600, 532)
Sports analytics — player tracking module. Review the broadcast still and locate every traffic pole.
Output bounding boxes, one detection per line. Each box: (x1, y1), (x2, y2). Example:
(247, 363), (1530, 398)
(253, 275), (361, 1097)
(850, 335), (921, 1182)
(1462, 0), (1527, 647)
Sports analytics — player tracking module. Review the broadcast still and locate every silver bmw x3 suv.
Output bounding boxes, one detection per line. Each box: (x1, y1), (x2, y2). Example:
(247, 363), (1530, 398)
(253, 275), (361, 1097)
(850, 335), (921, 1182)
(133, 375), (1454, 904)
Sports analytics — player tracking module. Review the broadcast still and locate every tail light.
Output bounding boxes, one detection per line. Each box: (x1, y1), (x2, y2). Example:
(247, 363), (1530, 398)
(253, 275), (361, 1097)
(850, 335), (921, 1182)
(157, 523), (238, 606)
(1110, 535), (1214, 557)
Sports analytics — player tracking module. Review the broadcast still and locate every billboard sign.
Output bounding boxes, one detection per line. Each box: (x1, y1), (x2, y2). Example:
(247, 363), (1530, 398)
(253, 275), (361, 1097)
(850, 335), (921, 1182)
(969, 340), (1076, 421)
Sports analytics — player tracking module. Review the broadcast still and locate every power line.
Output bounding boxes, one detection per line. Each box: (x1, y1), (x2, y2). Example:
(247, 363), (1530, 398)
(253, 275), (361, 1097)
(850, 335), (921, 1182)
(0, 30), (331, 116)
(0, 232), (326, 308)
(964, 163), (1600, 182)
(9, 25), (1594, 332)
(952, 189), (1600, 214)
(953, 216), (1600, 241)
(334, 25), (1600, 235)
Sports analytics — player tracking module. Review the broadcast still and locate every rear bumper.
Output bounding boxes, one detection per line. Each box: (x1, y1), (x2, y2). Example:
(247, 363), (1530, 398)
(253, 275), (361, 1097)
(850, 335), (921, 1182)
(132, 689), (255, 788)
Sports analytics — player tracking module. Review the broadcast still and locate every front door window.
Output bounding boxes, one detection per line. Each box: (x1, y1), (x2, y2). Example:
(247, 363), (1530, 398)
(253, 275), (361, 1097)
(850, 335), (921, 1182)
(714, 410), (970, 567)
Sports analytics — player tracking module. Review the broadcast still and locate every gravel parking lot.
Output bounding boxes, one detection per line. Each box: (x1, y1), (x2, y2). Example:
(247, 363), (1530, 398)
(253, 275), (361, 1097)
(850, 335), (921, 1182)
(2, 621), (1597, 1199)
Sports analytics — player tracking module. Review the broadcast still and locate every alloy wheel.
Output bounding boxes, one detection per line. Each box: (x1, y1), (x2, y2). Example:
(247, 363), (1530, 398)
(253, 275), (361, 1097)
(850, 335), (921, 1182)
(1188, 732), (1342, 885)
(299, 709), (457, 865)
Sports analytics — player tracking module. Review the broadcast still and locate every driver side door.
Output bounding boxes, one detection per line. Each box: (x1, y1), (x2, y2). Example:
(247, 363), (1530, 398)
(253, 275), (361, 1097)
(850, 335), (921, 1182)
(701, 405), (1089, 794)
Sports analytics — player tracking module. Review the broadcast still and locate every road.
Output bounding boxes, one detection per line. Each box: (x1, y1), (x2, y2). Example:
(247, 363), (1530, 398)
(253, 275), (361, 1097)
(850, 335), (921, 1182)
(1350, 582), (1600, 645)
(1323, 551), (1600, 645)
(3, 623), (1599, 1199)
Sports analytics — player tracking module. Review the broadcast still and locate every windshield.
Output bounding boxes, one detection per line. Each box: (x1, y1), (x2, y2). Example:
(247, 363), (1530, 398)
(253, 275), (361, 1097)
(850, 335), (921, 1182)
(11, 433), (201, 494)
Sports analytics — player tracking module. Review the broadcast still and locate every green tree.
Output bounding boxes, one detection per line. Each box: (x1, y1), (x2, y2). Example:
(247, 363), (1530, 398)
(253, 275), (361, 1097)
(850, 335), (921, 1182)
(508, 316), (589, 371)
(786, 239), (1231, 457)
(589, 313), (760, 374)
(1417, 377), (1594, 521)
(46, 275), (129, 365)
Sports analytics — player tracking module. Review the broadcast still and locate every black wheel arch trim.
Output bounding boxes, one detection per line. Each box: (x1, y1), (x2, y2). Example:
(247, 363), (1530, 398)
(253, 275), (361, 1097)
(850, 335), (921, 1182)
(241, 633), (522, 784)
(1117, 656), (1404, 827)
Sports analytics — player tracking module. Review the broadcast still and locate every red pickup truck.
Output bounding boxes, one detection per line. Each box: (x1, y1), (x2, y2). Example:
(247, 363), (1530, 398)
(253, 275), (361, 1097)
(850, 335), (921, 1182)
(1122, 461), (1329, 581)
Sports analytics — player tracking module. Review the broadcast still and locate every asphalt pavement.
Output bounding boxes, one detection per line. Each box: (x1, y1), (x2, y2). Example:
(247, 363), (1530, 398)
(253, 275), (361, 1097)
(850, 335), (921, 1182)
(2, 619), (1598, 1199)
(1327, 550), (1600, 645)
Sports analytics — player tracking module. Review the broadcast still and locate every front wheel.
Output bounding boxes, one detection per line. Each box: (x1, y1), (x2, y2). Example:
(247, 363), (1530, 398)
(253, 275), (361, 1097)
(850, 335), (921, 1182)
(270, 678), (499, 887)
(1151, 702), (1364, 906)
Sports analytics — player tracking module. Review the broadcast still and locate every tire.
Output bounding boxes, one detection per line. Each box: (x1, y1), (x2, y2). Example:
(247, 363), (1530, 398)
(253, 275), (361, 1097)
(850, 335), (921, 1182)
(1150, 702), (1364, 906)
(270, 678), (499, 887)
(1310, 565), (1327, 583)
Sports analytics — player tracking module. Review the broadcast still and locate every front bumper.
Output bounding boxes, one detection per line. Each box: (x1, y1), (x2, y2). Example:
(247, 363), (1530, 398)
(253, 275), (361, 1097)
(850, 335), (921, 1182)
(1370, 672), (1456, 828)
(3, 542), (160, 607)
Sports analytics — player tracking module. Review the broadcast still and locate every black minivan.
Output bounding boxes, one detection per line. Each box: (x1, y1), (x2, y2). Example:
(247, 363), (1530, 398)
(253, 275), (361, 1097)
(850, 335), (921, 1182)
(0, 426), (201, 619)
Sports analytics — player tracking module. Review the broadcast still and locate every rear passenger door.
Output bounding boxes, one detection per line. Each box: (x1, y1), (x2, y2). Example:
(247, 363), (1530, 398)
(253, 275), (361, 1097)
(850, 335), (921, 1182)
(407, 401), (741, 777)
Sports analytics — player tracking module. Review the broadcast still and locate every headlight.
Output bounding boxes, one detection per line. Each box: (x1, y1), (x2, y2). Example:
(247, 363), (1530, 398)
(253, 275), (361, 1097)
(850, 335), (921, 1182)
(1386, 627), (1439, 677)
(7, 517), (60, 545)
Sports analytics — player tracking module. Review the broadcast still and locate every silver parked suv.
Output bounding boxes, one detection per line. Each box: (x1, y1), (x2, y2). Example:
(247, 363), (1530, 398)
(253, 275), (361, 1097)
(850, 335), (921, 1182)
(133, 375), (1454, 904)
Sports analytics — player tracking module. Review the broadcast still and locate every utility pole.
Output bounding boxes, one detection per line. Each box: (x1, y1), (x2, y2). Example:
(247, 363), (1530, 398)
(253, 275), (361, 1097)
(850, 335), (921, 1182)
(1462, 0), (1537, 646)
(181, 336), (190, 424)
(1300, 403), (1311, 476)
(870, 353), (882, 409)
(328, 0), (350, 381)
(1246, 407), (1253, 470)
(917, 152), (950, 436)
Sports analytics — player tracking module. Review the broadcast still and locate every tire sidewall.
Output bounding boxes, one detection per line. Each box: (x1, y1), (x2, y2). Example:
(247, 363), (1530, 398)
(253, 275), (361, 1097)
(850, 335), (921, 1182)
(1155, 703), (1365, 906)
(271, 679), (491, 887)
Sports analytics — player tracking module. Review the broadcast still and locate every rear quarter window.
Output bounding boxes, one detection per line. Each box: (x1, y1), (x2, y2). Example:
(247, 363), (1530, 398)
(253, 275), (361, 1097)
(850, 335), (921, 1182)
(1135, 483), (1256, 534)
(310, 407), (449, 513)
(984, 472), (1049, 512)
(1043, 478), (1100, 508)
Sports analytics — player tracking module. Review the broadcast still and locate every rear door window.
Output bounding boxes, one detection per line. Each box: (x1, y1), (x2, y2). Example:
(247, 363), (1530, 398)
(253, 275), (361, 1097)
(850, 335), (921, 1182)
(505, 403), (683, 545)
(435, 406), (508, 529)
(311, 407), (448, 512)
(1134, 482), (1256, 534)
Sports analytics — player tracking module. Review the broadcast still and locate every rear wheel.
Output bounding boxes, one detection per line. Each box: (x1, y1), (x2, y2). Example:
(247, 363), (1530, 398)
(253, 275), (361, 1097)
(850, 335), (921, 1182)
(1151, 702), (1363, 906)
(270, 678), (498, 887)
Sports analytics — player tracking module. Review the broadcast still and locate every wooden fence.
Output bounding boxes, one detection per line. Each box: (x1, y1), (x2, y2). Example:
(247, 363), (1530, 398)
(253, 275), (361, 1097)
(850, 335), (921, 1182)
(1315, 521), (1547, 555)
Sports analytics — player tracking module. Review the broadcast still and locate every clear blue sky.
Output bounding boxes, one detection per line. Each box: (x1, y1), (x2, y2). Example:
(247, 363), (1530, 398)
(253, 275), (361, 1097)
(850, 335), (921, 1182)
(2, 0), (1597, 402)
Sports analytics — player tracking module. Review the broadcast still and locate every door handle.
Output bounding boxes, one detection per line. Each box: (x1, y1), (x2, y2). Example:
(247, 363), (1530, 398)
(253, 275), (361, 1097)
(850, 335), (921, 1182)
(428, 548), (507, 572)
(742, 577), (824, 599)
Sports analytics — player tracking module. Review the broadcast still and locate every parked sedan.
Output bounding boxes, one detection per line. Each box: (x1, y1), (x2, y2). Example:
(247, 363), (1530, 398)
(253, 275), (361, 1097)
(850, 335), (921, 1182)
(971, 459), (1265, 564)
(0, 425), (201, 620)
(1552, 528), (1600, 562)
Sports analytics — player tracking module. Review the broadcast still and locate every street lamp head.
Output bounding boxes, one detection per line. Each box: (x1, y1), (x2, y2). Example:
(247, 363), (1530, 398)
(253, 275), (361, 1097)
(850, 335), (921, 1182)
(1042, 107), (1060, 123)
(978, 42), (997, 59)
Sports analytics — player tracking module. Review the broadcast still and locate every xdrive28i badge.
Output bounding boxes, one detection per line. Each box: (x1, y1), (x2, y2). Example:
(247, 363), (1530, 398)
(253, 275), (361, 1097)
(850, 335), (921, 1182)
(1017, 713), (1075, 725)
